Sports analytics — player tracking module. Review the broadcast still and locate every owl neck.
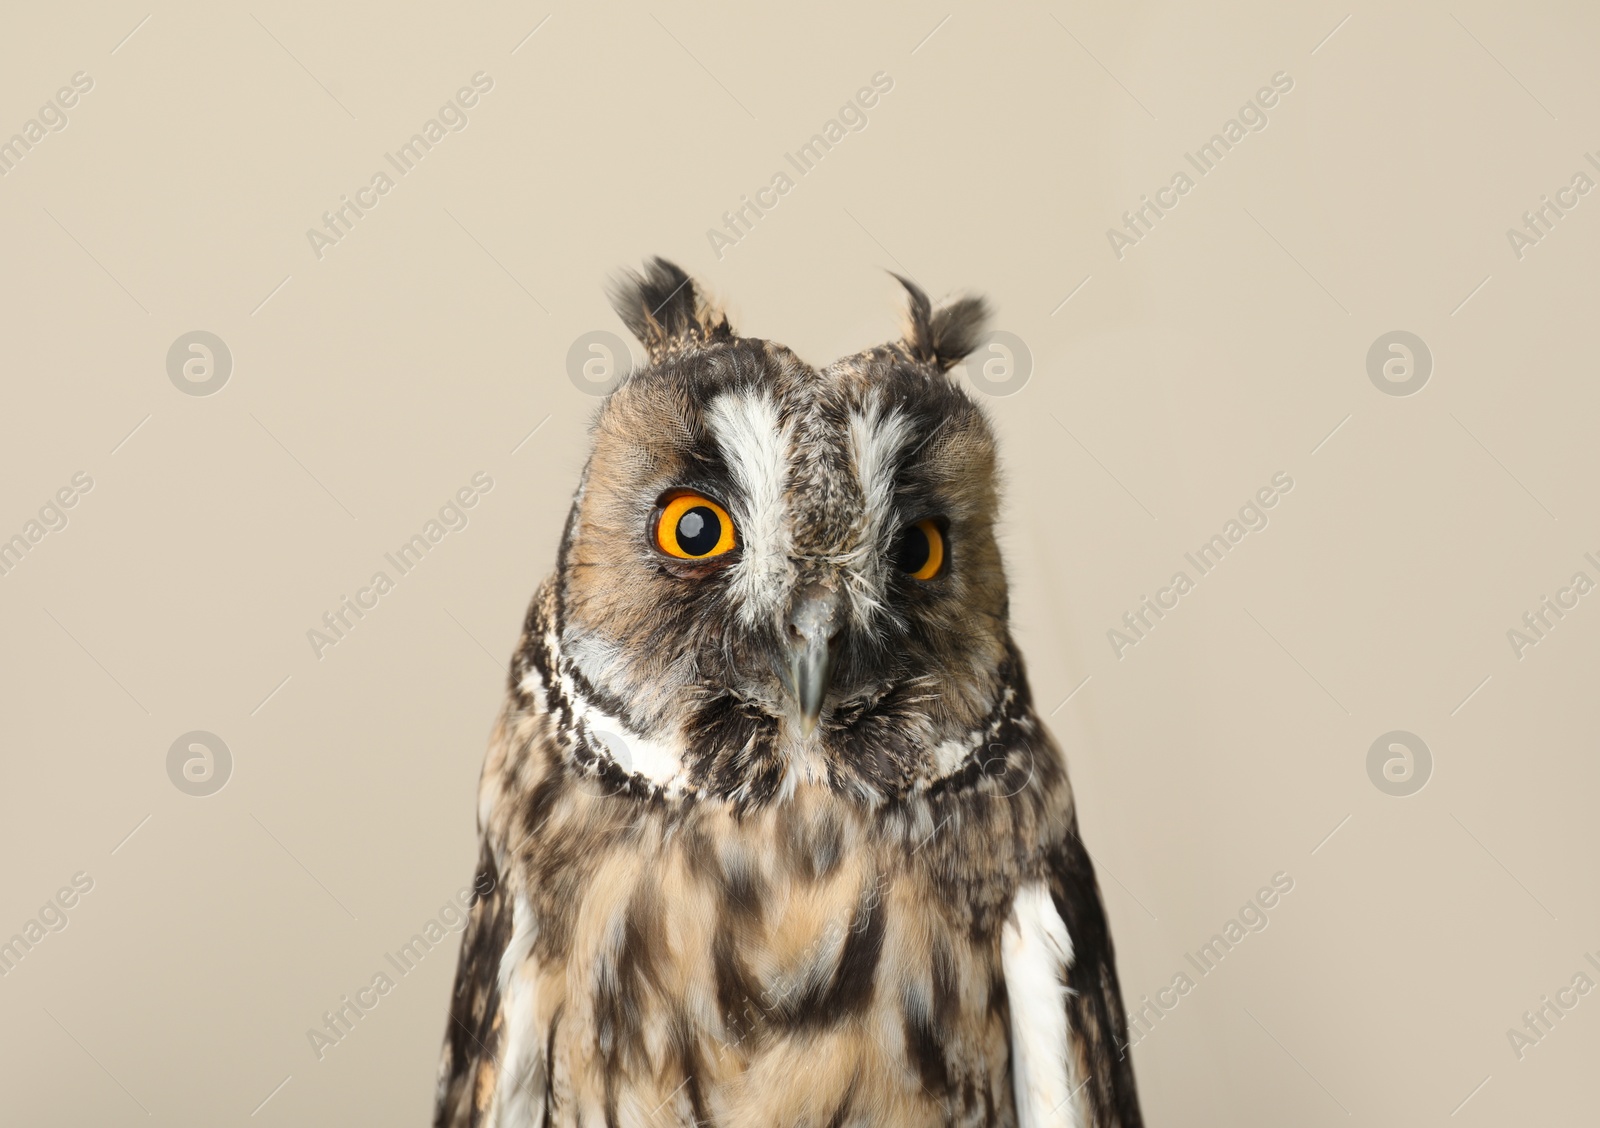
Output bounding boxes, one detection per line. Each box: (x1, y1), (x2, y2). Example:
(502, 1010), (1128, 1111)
(512, 578), (1038, 810)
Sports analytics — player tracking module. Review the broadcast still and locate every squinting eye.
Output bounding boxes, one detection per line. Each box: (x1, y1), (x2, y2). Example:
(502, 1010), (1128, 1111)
(655, 493), (736, 559)
(893, 519), (945, 580)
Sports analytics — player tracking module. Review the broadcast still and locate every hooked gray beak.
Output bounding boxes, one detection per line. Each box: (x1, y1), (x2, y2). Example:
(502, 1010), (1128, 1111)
(785, 584), (842, 735)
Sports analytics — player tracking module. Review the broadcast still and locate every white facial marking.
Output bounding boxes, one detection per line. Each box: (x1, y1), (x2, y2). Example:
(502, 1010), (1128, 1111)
(845, 397), (912, 623)
(1002, 882), (1085, 1128)
(706, 390), (793, 624)
(566, 654), (688, 793)
(532, 623), (691, 796)
(848, 396), (911, 548)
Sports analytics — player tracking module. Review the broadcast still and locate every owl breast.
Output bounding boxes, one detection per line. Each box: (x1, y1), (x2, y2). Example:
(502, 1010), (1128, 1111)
(500, 774), (1022, 1128)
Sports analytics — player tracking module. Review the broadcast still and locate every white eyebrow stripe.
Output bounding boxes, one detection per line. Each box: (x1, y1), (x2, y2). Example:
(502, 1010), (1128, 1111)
(848, 398), (912, 547)
(706, 390), (793, 624)
(844, 397), (913, 622)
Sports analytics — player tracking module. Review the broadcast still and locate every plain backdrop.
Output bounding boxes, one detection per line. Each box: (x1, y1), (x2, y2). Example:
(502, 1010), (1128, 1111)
(1, 2), (1596, 1125)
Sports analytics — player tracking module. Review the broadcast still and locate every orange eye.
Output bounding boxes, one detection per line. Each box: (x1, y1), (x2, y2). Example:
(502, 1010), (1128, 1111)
(655, 493), (736, 559)
(893, 519), (944, 580)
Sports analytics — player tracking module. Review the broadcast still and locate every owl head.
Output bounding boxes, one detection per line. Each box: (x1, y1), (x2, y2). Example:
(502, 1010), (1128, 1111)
(547, 258), (1019, 806)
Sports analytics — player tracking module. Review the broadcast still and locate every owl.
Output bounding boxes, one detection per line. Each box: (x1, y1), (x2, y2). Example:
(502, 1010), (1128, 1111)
(434, 259), (1143, 1128)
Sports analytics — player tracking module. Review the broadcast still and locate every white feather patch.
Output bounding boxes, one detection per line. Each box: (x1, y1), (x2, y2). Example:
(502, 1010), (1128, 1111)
(927, 685), (1014, 782)
(520, 623), (690, 795)
(489, 894), (545, 1127)
(1002, 882), (1085, 1128)
(561, 637), (688, 789)
(706, 390), (792, 624)
(845, 397), (912, 623)
(931, 734), (982, 777)
(847, 397), (911, 548)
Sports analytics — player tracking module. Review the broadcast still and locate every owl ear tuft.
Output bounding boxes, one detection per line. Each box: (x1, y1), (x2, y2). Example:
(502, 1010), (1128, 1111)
(892, 273), (990, 373)
(607, 257), (733, 361)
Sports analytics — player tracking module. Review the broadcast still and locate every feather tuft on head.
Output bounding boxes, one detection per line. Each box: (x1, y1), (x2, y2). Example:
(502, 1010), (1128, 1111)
(607, 257), (733, 361)
(891, 273), (989, 373)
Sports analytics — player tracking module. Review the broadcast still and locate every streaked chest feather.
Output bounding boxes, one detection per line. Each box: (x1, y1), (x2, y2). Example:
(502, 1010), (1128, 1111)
(481, 780), (1075, 1128)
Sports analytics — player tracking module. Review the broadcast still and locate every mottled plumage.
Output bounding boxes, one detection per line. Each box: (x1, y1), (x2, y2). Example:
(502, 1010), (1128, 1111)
(435, 259), (1142, 1127)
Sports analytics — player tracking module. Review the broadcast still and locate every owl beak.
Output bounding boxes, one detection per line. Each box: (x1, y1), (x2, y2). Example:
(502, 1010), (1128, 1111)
(785, 584), (842, 735)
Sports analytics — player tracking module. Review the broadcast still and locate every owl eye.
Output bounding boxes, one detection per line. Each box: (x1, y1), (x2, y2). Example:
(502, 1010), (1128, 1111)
(655, 492), (736, 559)
(892, 519), (945, 580)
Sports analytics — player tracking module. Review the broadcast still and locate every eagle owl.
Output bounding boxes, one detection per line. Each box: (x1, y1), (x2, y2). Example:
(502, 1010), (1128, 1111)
(434, 259), (1143, 1128)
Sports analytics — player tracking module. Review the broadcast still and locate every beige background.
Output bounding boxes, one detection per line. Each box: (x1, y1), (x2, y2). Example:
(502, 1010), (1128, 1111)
(2, 1), (1597, 1124)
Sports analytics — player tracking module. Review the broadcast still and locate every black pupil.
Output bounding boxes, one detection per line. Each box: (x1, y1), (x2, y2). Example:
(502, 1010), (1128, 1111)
(894, 525), (931, 574)
(675, 506), (721, 556)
